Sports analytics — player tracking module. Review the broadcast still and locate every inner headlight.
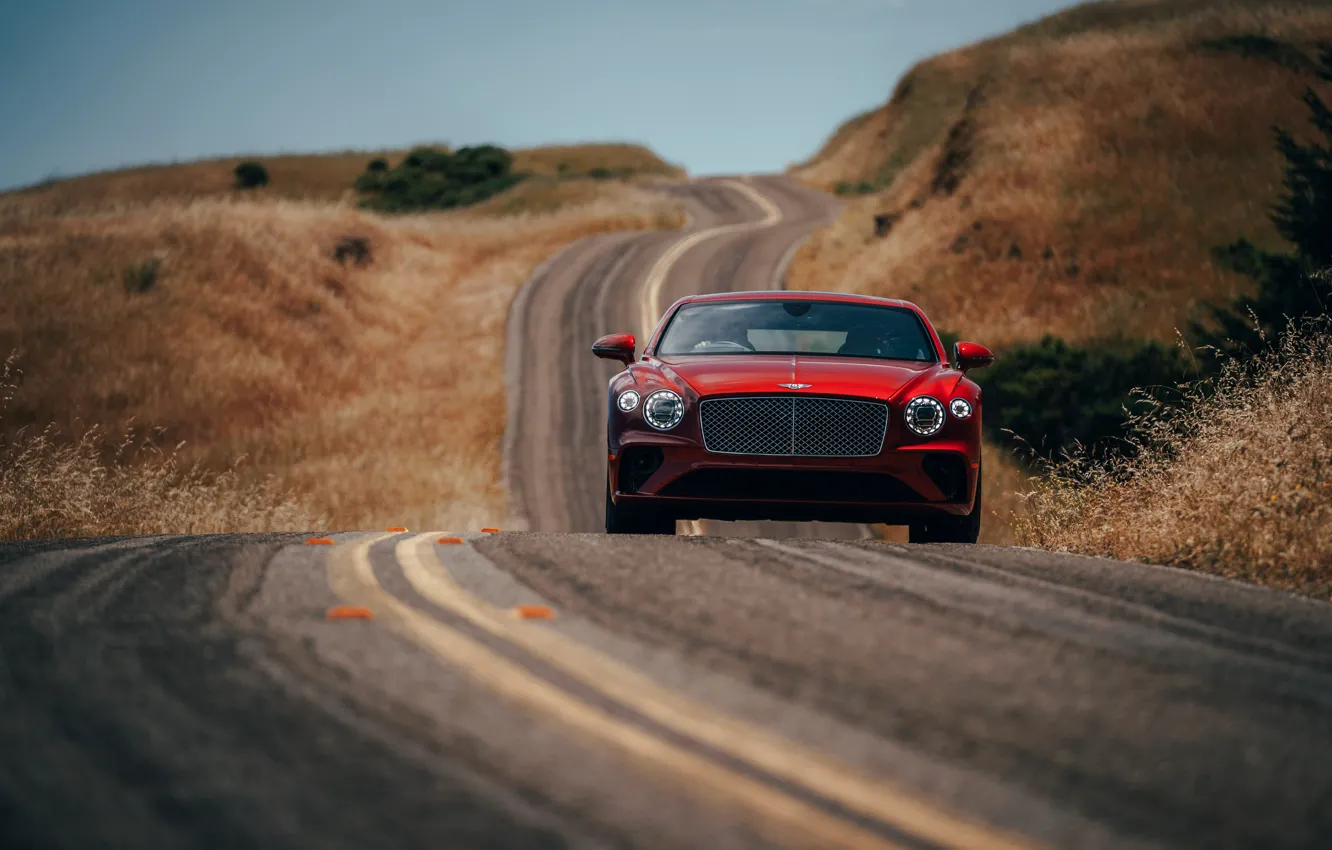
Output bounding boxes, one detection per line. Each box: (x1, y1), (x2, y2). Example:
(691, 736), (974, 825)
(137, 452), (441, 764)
(904, 396), (946, 436)
(949, 398), (973, 420)
(642, 390), (684, 430)
(617, 390), (640, 412)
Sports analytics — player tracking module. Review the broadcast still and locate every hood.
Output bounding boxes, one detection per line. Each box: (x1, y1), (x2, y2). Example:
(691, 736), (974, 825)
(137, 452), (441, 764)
(655, 354), (953, 403)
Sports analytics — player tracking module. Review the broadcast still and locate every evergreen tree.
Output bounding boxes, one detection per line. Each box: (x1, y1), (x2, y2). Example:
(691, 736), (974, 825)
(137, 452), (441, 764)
(1197, 44), (1332, 354)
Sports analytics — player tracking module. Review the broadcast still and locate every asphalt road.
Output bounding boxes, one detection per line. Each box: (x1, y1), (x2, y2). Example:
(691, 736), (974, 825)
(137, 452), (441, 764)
(3, 177), (1332, 849)
(2, 531), (1330, 849)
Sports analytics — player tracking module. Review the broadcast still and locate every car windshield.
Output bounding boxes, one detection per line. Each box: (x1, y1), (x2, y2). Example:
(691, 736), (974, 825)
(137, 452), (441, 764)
(656, 300), (937, 362)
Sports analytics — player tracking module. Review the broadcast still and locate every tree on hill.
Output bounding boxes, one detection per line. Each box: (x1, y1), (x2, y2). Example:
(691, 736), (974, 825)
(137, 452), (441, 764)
(1197, 43), (1332, 355)
(355, 145), (524, 213)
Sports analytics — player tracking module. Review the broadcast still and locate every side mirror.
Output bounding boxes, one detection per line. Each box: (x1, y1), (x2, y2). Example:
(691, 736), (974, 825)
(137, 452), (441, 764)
(953, 341), (995, 373)
(592, 333), (636, 366)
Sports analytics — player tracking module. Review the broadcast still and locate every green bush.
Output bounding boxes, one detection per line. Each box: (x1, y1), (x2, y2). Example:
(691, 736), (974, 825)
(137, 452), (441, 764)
(356, 145), (524, 213)
(233, 161), (269, 189)
(1195, 43), (1332, 356)
(975, 336), (1190, 457)
(366, 157), (389, 172)
(938, 328), (1190, 457)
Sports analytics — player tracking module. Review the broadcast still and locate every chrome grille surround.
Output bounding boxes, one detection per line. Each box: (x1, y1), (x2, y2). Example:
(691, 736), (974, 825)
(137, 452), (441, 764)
(700, 396), (889, 457)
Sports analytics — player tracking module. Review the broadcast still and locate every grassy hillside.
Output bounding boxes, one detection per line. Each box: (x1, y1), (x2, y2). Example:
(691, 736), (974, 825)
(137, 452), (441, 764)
(789, 0), (1332, 347)
(10, 143), (683, 216)
(0, 145), (684, 536)
(789, 0), (1332, 546)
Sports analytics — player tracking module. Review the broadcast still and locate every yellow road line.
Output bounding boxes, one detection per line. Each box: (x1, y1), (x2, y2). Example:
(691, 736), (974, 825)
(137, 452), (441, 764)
(325, 533), (906, 850)
(397, 533), (1038, 850)
(638, 179), (784, 338)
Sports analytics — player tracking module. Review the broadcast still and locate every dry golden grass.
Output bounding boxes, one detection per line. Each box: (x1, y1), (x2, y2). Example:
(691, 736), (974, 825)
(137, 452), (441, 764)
(0, 355), (323, 538)
(9, 144), (681, 217)
(1015, 323), (1332, 599)
(9, 151), (393, 214)
(0, 173), (683, 536)
(512, 143), (684, 178)
(789, 0), (1332, 552)
(789, 0), (1332, 347)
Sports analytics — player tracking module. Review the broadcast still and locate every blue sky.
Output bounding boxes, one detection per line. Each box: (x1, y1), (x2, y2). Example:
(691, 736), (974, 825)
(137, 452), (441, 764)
(0, 0), (1081, 189)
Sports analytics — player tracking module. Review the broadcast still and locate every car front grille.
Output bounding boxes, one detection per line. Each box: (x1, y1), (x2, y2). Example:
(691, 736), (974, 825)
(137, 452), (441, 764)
(699, 396), (888, 457)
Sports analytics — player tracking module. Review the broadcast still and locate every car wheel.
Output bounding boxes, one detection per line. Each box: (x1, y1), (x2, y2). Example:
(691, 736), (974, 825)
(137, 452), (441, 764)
(909, 470), (982, 544)
(605, 480), (676, 535)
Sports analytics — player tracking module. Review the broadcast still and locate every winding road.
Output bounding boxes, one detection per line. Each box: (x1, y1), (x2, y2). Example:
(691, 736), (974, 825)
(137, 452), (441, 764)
(504, 174), (858, 538)
(2, 177), (1331, 850)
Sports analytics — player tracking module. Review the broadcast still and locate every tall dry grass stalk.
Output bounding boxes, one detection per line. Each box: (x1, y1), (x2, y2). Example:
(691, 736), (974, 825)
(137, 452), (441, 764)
(0, 353), (322, 538)
(1016, 322), (1332, 599)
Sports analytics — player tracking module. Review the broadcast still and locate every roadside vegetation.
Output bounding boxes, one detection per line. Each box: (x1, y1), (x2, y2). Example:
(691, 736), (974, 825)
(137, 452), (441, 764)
(0, 356), (320, 538)
(0, 146), (684, 536)
(1015, 37), (1332, 597)
(1017, 321), (1331, 599)
(791, 0), (1332, 562)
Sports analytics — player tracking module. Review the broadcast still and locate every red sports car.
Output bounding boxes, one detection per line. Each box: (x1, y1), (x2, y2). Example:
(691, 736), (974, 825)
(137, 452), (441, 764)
(592, 291), (994, 542)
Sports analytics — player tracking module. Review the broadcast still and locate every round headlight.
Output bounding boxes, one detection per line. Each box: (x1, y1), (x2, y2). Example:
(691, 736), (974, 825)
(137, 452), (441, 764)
(642, 390), (684, 430)
(617, 390), (640, 412)
(949, 398), (973, 420)
(904, 396), (946, 436)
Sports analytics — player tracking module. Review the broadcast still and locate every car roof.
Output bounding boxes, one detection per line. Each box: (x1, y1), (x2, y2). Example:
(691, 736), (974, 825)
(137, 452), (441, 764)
(674, 290), (924, 312)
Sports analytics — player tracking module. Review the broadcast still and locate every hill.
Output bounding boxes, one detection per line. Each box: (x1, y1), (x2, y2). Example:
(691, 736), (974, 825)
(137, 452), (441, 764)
(9, 143), (684, 216)
(788, 0), (1332, 348)
(0, 144), (684, 535)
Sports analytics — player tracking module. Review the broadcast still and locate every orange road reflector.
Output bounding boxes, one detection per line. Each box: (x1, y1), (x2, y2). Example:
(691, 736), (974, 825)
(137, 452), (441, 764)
(305, 537), (334, 545)
(386, 526), (408, 533)
(512, 604), (556, 620)
(480, 527), (500, 533)
(437, 536), (464, 545)
(326, 605), (374, 621)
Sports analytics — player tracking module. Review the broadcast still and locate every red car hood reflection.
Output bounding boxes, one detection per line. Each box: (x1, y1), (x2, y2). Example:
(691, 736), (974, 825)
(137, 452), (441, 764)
(656, 354), (947, 402)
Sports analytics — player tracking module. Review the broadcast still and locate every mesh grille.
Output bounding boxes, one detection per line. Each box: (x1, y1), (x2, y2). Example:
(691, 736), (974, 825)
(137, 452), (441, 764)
(700, 396), (888, 457)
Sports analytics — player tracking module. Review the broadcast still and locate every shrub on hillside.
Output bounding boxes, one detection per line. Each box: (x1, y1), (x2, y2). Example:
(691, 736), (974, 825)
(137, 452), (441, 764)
(938, 331), (1190, 458)
(355, 145), (524, 213)
(1196, 44), (1332, 356)
(233, 161), (270, 189)
(981, 337), (1191, 457)
(1016, 320), (1332, 599)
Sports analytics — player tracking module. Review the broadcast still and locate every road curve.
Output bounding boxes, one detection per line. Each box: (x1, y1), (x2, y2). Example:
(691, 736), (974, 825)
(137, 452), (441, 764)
(2, 532), (1329, 849)
(503, 175), (860, 537)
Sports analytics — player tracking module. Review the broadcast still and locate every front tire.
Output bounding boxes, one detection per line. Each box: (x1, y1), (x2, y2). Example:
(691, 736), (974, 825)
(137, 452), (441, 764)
(605, 480), (676, 535)
(908, 470), (982, 544)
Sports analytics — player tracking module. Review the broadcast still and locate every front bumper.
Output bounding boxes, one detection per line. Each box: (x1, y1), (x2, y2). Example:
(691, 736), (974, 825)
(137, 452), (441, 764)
(609, 437), (979, 524)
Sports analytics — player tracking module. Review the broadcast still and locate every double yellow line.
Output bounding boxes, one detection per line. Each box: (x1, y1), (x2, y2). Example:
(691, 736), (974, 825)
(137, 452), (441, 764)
(326, 532), (1036, 850)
